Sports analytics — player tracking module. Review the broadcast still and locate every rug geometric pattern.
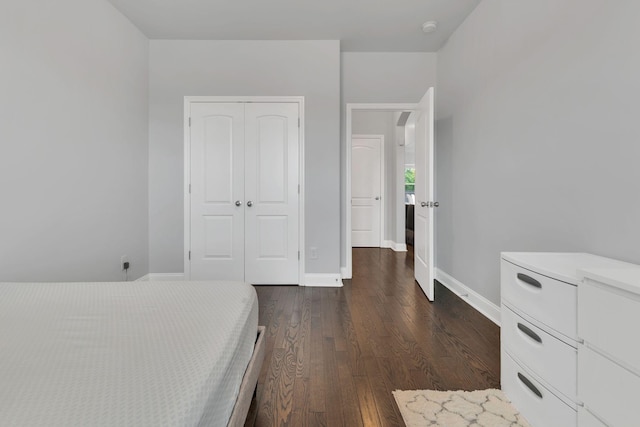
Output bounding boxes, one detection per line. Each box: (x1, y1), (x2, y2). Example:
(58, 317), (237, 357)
(393, 389), (531, 427)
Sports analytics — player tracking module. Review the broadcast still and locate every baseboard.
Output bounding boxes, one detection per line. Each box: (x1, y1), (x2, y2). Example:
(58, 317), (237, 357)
(340, 267), (351, 280)
(382, 240), (408, 252)
(303, 273), (343, 287)
(137, 273), (186, 282)
(393, 243), (407, 252)
(435, 268), (501, 326)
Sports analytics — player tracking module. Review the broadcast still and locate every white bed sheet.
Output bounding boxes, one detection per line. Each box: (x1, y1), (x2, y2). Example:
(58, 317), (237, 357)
(0, 280), (258, 427)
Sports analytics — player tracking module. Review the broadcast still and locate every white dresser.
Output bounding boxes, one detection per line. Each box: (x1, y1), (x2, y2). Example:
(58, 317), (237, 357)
(576, 268), (640, 427)
(500, 253), (632, 427)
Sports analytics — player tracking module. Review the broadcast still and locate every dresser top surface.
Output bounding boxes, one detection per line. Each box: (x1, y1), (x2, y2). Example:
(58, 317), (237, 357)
(501, 252), (635, 285)
(579, 267), (640, 296)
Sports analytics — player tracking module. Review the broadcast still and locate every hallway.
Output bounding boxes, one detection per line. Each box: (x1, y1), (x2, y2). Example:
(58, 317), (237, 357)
(251, 248), (500, 426)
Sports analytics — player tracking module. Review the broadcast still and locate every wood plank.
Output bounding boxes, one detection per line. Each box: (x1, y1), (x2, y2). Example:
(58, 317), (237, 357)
(353, 375), (383, 427)
(308, 304), (325, 413)
(335, 351), (364, 427)
(321, 337), (345, 427)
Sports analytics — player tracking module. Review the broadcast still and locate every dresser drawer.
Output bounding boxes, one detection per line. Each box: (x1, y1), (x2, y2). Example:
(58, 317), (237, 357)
(502, 259), (576, 340)
(578, 278), (640, 374)
(578, 344), (640, 427)
(578, 407), (606, 427)
(502, 304), (576, 401)
(502, 351), (576, 427)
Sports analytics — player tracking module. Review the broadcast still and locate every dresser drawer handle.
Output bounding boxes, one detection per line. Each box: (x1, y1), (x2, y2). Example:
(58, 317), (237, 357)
(517, 323), (542, 343)
(517, 273), (542, 289)
(518, 372), (543, 398)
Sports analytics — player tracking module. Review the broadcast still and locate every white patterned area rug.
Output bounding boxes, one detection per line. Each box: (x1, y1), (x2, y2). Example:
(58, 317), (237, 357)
(393, 389), (531, 427)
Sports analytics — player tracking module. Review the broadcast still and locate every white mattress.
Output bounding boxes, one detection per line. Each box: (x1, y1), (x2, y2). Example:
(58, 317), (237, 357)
(0, 280), (259, 427)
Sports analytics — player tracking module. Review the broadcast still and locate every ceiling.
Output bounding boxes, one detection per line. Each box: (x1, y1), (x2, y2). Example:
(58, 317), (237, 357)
(106, 0), (481, 52)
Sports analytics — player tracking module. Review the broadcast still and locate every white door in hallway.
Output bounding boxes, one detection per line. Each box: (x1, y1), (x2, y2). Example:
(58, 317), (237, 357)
(351, 135), (383, 247)
(413, 88), (435, 301)
(188, 102), (299, 284)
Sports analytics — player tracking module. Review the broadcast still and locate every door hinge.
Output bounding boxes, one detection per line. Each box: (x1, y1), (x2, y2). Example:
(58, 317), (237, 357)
(188, 117), (191, 127)
(298, 251), (300, 260)
(188, 251), (191, 260)
(189, 184), (191, 194)
(298, 118), (300, 128)
(298, 184), (300, 194)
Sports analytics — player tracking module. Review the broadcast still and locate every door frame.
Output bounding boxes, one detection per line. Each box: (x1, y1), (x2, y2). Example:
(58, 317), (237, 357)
(344, 103), (418, 279)
(183, 96), (306, 285)
(351, 134), (385, 248)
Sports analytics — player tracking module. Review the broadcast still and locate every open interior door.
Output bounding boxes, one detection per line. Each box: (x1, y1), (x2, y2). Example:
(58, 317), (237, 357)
(413, 87), (435, 301)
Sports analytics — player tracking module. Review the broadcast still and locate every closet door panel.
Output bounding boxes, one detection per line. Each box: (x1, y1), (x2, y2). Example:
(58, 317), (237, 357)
(189, 103), (245, 280)
(244, 103), (299, 284)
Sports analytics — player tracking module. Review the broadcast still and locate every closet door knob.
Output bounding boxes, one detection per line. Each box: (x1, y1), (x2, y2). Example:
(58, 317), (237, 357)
(420, 202), (428, 207)
(433, 202), (439, 207)
(375, 197), (380, 200)
(235, 200), (242, 207)
(247, 201), (253, 207)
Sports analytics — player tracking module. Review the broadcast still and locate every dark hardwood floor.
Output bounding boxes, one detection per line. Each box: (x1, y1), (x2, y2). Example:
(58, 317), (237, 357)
(250, 247), (500, 427)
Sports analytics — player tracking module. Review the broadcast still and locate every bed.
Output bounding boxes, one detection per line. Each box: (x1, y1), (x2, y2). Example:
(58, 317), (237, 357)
(0, 280), (264, 427)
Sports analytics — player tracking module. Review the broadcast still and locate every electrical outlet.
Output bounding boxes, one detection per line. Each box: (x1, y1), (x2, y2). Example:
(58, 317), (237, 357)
(310, 247), (318, 260)
(120, 255), (129, 270)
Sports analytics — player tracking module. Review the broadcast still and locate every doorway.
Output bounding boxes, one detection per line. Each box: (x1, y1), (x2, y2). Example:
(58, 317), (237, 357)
(345, 88), (436, 300)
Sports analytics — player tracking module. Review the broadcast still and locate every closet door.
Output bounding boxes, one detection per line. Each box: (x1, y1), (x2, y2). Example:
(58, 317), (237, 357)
(189, 103), (245, 280)
(244, 103), (299, 284)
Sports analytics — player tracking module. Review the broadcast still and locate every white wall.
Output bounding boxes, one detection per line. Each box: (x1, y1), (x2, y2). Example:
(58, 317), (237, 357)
(342, 53), (438, 104)
(351, 111), (401, 244)
(434, 117), (453, 273)
(149, 40), (341, 275)
(341, 52), (437, 268)
(0, 0), (149, 281)
(436, 0), (640, 304)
